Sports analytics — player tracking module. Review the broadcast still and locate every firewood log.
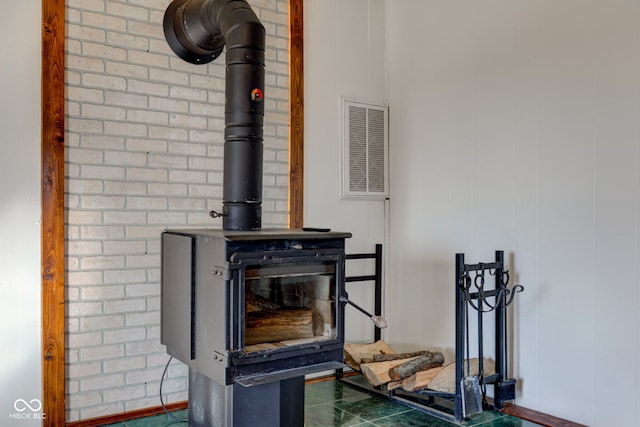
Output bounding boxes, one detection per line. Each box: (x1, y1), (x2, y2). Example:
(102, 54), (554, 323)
(245, 291), (282, 312)
(343, 340), (397, 371)
(427, 358), (496, 394)
(388, 351), (445, 381)
(361, 351), (428, 364)
(360, 356), (420, 386)
(387, 379), (404, 390)
(245, 308), (313, 345)
(401, 366), (444, 392)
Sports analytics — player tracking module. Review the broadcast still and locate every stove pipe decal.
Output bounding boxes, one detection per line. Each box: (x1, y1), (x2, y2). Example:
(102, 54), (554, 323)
(164, 0), (265, 231)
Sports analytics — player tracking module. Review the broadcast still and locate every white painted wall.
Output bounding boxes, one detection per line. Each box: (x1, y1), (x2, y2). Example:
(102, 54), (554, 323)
(386, 1), (640, 426)
(304, 0), (388, 343)
(0, 1), (43, 425)
(306, 0), (640, 424)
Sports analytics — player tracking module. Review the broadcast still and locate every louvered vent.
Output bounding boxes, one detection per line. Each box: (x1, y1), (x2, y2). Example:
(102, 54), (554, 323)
(342, 100), (388, 199)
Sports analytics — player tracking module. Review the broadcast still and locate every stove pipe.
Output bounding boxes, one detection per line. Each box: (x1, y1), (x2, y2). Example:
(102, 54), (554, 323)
(163, 0), (265, 231)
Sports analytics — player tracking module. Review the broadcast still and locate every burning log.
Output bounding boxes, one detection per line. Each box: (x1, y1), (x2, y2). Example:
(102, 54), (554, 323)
(387, 351), (445, 381)
(245, 308), (314, 345)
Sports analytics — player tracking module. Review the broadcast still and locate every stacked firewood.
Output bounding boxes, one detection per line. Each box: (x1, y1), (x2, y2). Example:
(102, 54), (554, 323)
(343, 341), (494, 393)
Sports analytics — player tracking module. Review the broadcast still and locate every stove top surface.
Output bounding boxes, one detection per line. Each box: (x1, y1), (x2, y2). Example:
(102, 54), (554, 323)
(164, 228), (352, 241)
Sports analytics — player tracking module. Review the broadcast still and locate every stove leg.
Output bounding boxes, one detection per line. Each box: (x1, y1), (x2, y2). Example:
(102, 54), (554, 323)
(188, 368), (305, 426)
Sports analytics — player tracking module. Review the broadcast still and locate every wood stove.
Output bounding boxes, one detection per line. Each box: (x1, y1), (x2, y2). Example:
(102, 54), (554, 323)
(158, 1), (354, 424)
(161, 228), (351, 425)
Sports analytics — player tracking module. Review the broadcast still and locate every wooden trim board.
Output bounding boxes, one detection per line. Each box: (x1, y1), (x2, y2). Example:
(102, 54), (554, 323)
(288, 0), (304, 228)
(41, 0), (66, 425)
(65, 402), (188, 427)
(501, 403), (588, 427)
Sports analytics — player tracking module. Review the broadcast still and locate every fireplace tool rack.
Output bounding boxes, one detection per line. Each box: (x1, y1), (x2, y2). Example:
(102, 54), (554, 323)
(337, 249), (523, 424)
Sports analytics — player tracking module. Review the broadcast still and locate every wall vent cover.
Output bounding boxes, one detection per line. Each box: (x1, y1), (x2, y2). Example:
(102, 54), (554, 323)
(341, 99), (389, 199)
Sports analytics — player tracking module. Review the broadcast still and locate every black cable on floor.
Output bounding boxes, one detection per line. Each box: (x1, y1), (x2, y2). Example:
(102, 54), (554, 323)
(160, 356), (188, 424)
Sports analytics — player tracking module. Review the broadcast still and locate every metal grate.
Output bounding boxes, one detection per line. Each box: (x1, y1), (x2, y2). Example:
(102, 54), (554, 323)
(342, 100), (389, 199)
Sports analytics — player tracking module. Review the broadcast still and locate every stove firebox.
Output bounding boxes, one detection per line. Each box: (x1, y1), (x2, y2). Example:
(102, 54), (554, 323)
(161, 228), (351, 426)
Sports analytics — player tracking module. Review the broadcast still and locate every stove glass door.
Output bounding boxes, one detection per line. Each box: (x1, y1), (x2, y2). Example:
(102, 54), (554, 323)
(242, 260), (337, 353)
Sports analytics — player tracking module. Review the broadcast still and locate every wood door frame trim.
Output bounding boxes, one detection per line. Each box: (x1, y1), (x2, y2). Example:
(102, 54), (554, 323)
(42, 0), (66, 425)
(41, 0), (303, 423)
(289, 0), (304, 228)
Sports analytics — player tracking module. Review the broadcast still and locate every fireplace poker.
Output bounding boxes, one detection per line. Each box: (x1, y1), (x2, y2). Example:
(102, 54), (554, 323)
(340, 297), (388, 329)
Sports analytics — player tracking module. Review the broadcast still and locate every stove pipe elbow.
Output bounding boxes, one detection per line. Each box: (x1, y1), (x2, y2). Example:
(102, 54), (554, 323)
(163, 0), (266, 231)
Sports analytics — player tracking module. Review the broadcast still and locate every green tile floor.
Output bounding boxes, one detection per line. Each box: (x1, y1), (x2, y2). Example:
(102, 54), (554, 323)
(102, 377), (542, 427)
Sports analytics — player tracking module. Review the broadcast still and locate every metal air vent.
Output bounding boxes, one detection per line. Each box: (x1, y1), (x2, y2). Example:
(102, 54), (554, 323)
(341, 99), (389, 199)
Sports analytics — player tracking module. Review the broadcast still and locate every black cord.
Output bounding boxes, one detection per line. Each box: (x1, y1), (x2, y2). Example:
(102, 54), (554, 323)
(160, 356), (189, 424)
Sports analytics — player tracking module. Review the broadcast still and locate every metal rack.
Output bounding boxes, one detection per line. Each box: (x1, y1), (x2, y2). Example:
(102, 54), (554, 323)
(345, 244), (384, 342)
(335, 244), (383, 382)
(451, 250), (523, 421)
(337, 249), (523, 424)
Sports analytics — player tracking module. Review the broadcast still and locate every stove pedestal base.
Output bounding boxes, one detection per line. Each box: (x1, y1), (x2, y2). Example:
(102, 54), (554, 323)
(188, 368), (305, 427)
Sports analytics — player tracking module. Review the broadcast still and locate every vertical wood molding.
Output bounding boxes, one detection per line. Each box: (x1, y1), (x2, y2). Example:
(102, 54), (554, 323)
(289, 0), (304, 228)
(42, 0), (66, 424)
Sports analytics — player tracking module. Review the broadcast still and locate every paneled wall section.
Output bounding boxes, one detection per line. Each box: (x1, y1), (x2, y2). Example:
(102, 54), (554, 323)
(386, 1), (640, 425)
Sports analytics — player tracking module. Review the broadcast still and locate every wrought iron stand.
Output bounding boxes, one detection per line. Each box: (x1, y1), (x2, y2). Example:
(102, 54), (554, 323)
(451, 250), (524, 421)
(338, 249), (523, 424)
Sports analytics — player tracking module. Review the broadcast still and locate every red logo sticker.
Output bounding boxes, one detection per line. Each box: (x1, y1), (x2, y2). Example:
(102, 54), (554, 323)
(251, 88), (263, 102)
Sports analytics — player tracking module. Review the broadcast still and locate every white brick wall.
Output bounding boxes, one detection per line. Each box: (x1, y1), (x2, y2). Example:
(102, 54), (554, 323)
(65, 0), (290, 421)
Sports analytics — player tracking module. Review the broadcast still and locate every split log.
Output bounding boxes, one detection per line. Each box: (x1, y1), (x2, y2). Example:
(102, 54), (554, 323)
(401, 366), (445, 392)
(388, 351), (445, 381)
(343, 340), (396, 371)
(361, 351), (429, 364)
(245, 308), (313, 345)
(360, 356), (420, 386)
(386, 379), (404, 391)
(428, 358), (496, 394)
(245, 291), (282, 312)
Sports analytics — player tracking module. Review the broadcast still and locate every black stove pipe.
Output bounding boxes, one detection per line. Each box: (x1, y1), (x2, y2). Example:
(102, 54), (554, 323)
(163, 0), (265, 230)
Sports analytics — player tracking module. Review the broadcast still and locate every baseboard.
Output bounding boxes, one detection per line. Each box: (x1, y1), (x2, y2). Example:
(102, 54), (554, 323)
(65, 401), (188, 427)
(501, 402), (588, 427)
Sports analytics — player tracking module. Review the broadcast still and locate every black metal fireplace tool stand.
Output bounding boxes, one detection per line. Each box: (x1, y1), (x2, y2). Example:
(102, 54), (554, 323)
(337, 249), (523, 424)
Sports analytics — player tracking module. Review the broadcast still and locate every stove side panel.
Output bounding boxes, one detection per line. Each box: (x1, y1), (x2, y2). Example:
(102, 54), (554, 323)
(161, 232), (196, 366)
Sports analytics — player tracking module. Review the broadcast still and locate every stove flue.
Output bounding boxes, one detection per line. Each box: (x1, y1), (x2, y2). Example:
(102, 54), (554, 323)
(164, 0), (265, 231)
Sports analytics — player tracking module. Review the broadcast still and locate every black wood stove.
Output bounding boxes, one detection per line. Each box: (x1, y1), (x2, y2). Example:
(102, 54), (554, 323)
(161, 228), (350, 425)
(159, 1), (353, 424)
